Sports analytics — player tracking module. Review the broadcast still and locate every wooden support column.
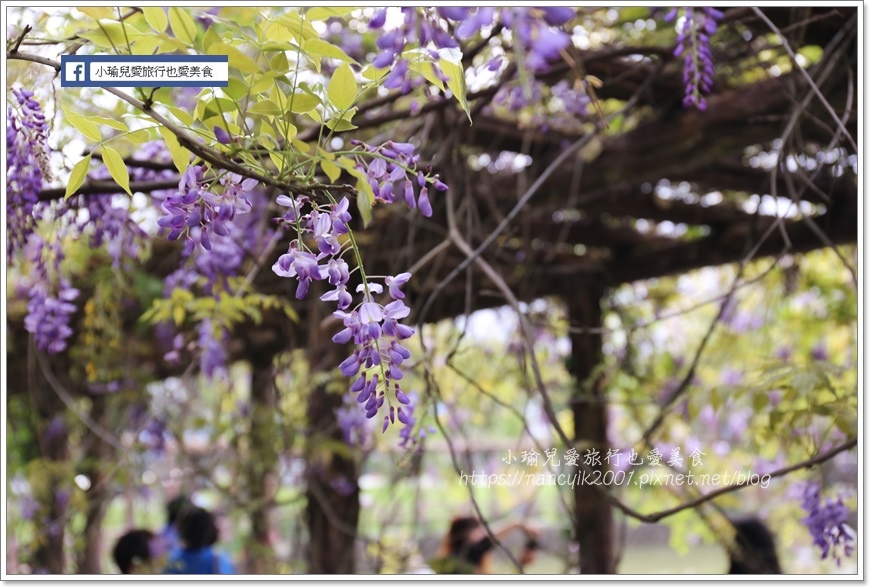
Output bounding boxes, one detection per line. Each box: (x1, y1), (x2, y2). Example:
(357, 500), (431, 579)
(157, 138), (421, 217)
(566, 285), (614, 574)
(303, 295), (360, 573)
(245, 354), (280, 574)
(29, 349), (71, 574)
(77, 393), (112, 574)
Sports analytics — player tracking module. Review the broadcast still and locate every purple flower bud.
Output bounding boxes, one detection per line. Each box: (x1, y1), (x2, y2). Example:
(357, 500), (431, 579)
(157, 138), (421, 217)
(214, 125), (232, 145)
(417, 187), (432, 217)
(540, 7), (575, 25)
(339, 353), (361, 377)
(369, 8), (387, 29)
(396, 388), (411, 405)
(404, 180), (416, 209)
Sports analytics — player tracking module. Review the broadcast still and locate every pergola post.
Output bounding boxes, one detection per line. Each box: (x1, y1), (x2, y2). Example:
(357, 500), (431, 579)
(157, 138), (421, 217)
(245, 355), (281, 573)
(566, 285), (614, 573)
(303, 298), (360, 573)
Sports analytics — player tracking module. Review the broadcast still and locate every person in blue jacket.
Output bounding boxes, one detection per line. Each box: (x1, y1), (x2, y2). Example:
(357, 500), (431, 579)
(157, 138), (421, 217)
(165, 506), (235, 574)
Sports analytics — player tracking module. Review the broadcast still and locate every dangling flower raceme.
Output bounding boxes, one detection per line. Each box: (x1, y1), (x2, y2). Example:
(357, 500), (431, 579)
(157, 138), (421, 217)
(158, 165), (258, 254)
(348, 139), (447, 217)
(24, 279), (80, 354)
(271, 184), (428, 442)
(665, 7), (723, 110)
(801, 482), (855, 566)
(7, 88), (51, 261)
(437, 7), (574, 73)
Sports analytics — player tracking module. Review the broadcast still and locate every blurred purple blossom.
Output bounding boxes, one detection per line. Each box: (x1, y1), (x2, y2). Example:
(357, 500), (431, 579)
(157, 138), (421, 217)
(25, 280), (79, 354)
(810, 342), (829, 362)
(720, 368), (743, 386)
(666, 7), (723, 109)
(801, 483), (855, 565)
(19, 495), (39, 521)
(7, 87), (50, 261)
(774, 345), (792, 361)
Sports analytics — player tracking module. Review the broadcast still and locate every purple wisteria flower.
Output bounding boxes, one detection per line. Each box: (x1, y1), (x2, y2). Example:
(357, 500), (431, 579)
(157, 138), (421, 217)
(550, 80), (591, 117)
(7, 87), (51, 261)
(810, 342), (829, 362)
(665, 7), (723, 109)
(502, 8), (572, 72)
(349, 139), (446, 216)
(158, 166), (257, 254)
(24, 280), (79, 354)
(272, 186), (425, 442)
(441, 8), (574, 72)
(801, 483), (855, 565)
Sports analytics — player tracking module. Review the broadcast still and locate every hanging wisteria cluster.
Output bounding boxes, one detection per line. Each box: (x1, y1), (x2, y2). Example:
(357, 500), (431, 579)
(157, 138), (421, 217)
(157, 165), (257, 256)
(6, 87), (51, 261)
(270, 140), (443, 440)
(665, 7), (724, 110)
(801, 483), (856, 566)
(365, 7), (575, 94)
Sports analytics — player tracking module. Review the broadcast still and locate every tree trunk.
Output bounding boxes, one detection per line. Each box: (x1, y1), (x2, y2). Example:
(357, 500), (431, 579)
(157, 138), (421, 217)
(567, 286), (614, 574)
(245, 358), (280, 574)
(304, 296), (360, 573)
(77, 393), (112, 573)
(29, 349), (71, 574)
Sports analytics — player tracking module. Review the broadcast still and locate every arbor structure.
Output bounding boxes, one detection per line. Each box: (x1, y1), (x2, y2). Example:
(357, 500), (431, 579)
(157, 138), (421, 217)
(6, 6), (858, 575)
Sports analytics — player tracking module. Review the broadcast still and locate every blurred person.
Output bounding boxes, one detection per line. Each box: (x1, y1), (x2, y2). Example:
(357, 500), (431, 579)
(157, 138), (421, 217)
(728, 517), (782, 574)
(113, 529), (162, 574)
(165, 507), (235, 574)
(429, 515), (540, 574)
(160, 495), (193, 553)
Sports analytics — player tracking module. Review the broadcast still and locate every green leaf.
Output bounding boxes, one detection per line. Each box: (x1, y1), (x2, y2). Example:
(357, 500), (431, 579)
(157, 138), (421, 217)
(208, 42), (261, 74)
(288, 91), (321, 114)
(168, 7), (198, 45)
(304, 38), (358, 64)
(279, 13), (320, 42)
(79, 21), (143, 49)
(202, 26), (221, 51)
(164, 105), (196, 127)
(142, 7), (168, 33)
(326, 107), (358, 131)
(158, 127), (191, 172)
(102, 146), (131, 196)
(172, 305), (185, 327)
(65, 155), (92, 200)
(63, 106), (102, 142)
(347, 166), (374, 226)
(409, 60), (445, 91)
(753, 393), (768, 412)
(440, 57), (471, 123)
(361, 65), (389, 82)
(306, 7), (357, 21)
(81, 113), (128, 132)
(224, 78), (249, 101)
(79, 7), (114, 20)
(327, 62), (357, 113)
(132, 34), (161, 55)
(248, 99), (282, 116)
(321, 159), (341, 183)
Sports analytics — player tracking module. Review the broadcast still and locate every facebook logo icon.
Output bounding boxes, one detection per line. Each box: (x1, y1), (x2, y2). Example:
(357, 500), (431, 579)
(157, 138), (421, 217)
(62, 57), (88, 86)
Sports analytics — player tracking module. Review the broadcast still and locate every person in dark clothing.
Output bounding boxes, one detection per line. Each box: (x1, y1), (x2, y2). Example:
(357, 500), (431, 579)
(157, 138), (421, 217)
(112, 529), (156, 574)
(164, 507), (235, 574)
(728, 517), (783, 574)
(160, 495), (193, 553)
(429, 516), (539, 574)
